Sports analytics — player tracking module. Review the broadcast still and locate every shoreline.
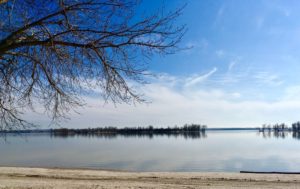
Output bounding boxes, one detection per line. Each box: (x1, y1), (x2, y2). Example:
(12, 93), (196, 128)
(0, 167), (300, 188)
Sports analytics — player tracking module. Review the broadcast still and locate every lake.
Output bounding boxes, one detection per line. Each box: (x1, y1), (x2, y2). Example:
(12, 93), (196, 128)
(1, 130), (300, 172)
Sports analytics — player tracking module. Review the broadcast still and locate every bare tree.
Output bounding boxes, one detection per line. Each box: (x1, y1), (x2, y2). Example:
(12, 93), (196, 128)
(0, 0), (185, 130)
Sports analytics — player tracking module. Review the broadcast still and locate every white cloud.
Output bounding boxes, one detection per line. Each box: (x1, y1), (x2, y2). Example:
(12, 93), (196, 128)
(67, 83), (300, 128)
(282, 85), (300, 101)
(185, 67), (217, 87)
(214, 5), (225, 27)
(214, 49), (241, 72)
(227, 55), (242, 72)
(232, 92), (241, 98)
(228, 60), (237, 71)
(24, 71), (300, 129)
(183, 38), (209, 54)
(254, 71), (284, 86)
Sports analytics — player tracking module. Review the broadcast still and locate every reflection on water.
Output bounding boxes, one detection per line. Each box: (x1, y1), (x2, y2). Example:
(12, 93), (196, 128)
(50, 130), (207, 139)
(1, 131), (300, 172)
(258, 130), (300, 140)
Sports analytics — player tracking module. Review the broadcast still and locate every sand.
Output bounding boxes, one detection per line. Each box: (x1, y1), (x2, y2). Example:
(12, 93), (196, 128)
(0, 167), (300, 188)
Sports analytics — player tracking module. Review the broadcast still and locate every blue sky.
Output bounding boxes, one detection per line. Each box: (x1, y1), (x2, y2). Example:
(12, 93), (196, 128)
(29, 0), (300, 128)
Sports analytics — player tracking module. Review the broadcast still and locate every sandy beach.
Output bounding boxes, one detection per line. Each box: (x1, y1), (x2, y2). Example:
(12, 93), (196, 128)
(0, 167), (300, 188)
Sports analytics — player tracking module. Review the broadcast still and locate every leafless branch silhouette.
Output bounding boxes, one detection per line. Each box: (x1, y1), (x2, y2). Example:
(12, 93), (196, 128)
(0, 0), (186, 130)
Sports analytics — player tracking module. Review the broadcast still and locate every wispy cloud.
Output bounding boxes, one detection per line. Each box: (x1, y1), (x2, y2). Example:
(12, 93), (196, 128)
(214, 5), (226, 27)
(183, 38), (209, 54)
(228, 60), (237, 71)
(185, 67), (217, 87)
(67, 77), (300, 128)
(25, 71), (300, 128)
(254, 71), (284, 86)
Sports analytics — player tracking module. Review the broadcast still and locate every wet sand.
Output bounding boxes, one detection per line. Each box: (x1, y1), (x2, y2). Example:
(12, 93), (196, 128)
(0, 167), (300, 188)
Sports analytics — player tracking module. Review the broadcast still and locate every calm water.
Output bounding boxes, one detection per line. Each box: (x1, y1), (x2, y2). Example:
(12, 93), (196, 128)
(1, 131), (300, 172)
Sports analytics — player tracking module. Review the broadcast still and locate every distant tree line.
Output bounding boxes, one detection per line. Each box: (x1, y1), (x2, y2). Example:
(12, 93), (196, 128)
(259, 121), (300, 140)
(260, 122), (300, 132)
(292, 122), (300, 132)
(50, 124), (207, 139)
(260, 123), (288, 132)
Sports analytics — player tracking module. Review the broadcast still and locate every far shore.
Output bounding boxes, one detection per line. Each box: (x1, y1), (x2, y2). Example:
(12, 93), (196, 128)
(0, 167), (300, 189)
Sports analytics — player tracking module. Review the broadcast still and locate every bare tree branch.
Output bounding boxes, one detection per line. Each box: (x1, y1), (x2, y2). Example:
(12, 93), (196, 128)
(0, 0), (186, 130)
